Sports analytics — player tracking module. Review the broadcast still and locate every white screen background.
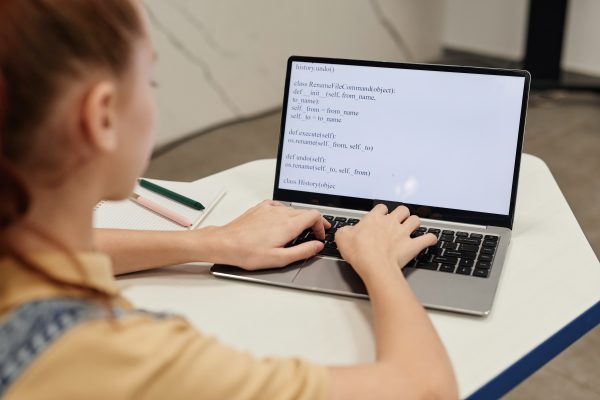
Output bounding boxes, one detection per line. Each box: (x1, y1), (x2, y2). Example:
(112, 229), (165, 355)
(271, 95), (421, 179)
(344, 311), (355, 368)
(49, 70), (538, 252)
(278, 62), (525, 215)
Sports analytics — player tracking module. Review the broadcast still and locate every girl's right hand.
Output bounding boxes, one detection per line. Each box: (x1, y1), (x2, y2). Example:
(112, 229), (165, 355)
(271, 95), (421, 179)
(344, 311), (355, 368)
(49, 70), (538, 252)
(335, 204), (437, 283)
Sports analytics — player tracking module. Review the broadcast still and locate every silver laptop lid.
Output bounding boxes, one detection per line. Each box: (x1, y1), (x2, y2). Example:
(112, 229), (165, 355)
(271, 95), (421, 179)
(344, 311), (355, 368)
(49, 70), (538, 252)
(273, 56), (530, 229)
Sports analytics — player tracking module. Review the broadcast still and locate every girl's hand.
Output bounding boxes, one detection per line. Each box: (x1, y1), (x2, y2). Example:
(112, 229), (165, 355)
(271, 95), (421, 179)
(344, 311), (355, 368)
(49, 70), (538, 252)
(208, 200), (331, 270)
(335, 204), (437, 283)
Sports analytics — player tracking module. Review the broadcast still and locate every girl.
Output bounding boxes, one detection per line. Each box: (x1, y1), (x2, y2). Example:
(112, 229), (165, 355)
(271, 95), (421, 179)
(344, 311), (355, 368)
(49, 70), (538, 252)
(0, 1), (457, 399)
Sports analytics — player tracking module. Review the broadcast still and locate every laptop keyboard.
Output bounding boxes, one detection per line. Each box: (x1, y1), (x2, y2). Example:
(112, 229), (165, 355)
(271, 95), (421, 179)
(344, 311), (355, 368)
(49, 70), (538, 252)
(286, 214), (499, 278)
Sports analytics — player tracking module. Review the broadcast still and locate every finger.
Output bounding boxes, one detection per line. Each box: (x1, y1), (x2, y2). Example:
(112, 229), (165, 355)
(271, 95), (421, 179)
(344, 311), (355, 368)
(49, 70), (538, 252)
(262, 199), (286, 207)
(390, 205), (410, 222)
(294, 210), (327, 239)
(401, 214), (421, 233)
(370, 203), (388, 216)
(411, 233), (438, 251)
(297, 211), (331, 228)
(334, 224), (351, 242)
(292, 209), (331, 228)
(273, 241), (324, 265)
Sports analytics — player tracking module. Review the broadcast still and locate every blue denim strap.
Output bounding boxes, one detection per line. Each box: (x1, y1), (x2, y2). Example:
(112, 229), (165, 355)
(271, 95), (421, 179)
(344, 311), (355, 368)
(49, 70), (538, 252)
(0, 298), (169, 398)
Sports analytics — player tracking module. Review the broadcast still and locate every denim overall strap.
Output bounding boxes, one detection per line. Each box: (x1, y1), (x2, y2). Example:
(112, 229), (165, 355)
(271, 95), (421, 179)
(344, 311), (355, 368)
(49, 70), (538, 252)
(0, 298), (125, 398)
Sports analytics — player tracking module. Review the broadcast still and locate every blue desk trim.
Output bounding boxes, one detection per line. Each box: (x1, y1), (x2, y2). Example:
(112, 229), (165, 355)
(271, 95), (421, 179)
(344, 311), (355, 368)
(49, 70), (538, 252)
(466, 300), (600, 400)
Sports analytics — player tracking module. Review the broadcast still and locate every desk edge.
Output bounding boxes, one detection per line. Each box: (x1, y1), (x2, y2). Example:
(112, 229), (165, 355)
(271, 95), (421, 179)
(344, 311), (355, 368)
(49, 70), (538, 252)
(466, 299), (600, 399)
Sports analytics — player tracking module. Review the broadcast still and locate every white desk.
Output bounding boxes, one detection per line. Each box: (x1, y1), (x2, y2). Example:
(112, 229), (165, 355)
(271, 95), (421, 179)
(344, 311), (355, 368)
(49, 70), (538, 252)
(118, 154), (600, 399)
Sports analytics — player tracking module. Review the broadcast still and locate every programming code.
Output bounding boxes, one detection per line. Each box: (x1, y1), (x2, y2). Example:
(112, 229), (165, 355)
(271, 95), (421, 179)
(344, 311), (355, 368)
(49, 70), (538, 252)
(278, 61), (525, 215)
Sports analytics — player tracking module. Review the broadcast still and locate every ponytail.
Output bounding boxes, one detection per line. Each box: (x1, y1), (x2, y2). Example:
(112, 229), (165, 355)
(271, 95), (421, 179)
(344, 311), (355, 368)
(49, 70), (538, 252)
(0, 0), (143, 309)
(0, 71), (112, 307)
(0, 72), (31, 230)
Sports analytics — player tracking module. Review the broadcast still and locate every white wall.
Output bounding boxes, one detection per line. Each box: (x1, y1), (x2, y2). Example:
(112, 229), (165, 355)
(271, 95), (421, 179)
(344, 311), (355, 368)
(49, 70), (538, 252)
(443, 0), (600, 76)
(144, 0), (445, 146)
(563, 0), (600, 77)
(443, 0), (529, 60)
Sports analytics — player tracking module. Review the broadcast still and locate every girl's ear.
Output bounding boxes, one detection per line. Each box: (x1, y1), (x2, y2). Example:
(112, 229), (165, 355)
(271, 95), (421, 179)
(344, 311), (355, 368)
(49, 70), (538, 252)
(81, 80), (119, 153)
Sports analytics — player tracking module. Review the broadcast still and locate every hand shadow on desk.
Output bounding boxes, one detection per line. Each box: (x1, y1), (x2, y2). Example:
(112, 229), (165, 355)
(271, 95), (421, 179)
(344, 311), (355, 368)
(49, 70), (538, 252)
(116, 262), (214, 285)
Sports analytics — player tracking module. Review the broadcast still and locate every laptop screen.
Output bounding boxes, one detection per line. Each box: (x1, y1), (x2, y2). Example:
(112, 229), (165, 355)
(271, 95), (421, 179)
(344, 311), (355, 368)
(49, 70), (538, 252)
(275, 57), (529, 226)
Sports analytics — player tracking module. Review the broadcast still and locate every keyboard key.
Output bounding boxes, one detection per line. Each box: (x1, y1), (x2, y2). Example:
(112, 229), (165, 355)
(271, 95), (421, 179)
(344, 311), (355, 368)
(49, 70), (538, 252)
(324, 241), (337, 249)
(485, 235), (499, 241)
(347, 218), (360, 224)
(456, 238), (481, 246)
(411, 231), (424, 238)
(434, 256), (458, 265)
(442, 242), (458, 250)
(300, 228), (311, 237)
(416, 262), (438, 271)
(334, 221), (348, 228)
(323, 215), (334, 221)
(334, 216), (347, 222)
(416, 227), (427, 233)
(294, 233), (309, 243)
(459, 259), (474, 267)
(417, 253), (431, 262)
(473, 268), (490, 278)
(478, 254), (494, 262)
(442, 230), (455, 235)
(470, 233), (483, 239)
(459, 250), (477, 259)
(456, 266), (472, 275)
(481, 247), (495, 255)
(476, 261), (492, 269)
(439, 264), (455, 273)
(429, 246), (444, 256)
(456, 231), (468, 237)
(483, 240), (498, 248)
(459, 244), (478, 252)
(294, 237), (307, 245)
(445, 250), (462, 258)
(428, 228), (441, 234)
(440, 234), (455, 242)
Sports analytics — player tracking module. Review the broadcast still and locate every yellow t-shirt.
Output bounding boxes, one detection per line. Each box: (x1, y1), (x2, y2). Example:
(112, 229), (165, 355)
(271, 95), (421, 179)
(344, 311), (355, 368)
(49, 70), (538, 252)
(0, 253), (329, 400)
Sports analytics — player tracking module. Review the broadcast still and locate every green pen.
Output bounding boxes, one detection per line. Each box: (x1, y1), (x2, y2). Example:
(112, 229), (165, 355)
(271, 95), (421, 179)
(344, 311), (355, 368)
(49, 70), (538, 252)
(138, 179), (205, 210)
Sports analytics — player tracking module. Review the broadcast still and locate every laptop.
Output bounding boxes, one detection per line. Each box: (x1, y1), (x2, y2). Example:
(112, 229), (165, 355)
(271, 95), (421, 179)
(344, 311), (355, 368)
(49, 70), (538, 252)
(211, 56), (530, 316)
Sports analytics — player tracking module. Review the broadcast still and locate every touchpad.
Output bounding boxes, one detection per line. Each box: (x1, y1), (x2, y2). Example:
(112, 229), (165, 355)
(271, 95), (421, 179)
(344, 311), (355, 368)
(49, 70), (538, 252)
(293, 257), (368, 295)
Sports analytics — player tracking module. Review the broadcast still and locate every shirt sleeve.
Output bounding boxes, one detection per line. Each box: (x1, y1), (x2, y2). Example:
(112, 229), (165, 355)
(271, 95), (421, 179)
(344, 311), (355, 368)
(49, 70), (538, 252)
(6, 313), (330, 400)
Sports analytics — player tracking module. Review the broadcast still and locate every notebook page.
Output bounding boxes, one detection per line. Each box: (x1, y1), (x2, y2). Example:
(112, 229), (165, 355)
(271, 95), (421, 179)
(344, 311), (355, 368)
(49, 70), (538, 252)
(93, 179), (225, 231)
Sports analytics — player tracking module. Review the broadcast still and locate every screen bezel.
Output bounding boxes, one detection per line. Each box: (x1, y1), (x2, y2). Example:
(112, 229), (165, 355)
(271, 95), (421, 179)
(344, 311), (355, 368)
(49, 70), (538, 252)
(273, 55), (530, 229)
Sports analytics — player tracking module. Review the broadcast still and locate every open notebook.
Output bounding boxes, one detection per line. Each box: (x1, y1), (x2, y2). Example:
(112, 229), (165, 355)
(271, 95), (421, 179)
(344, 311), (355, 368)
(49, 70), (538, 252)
(93, 178), (226, 231)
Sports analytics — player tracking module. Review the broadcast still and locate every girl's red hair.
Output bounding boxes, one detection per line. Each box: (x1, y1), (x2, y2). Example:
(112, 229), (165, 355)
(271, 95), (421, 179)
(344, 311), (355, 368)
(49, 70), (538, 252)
(0, 0), (143, 301)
